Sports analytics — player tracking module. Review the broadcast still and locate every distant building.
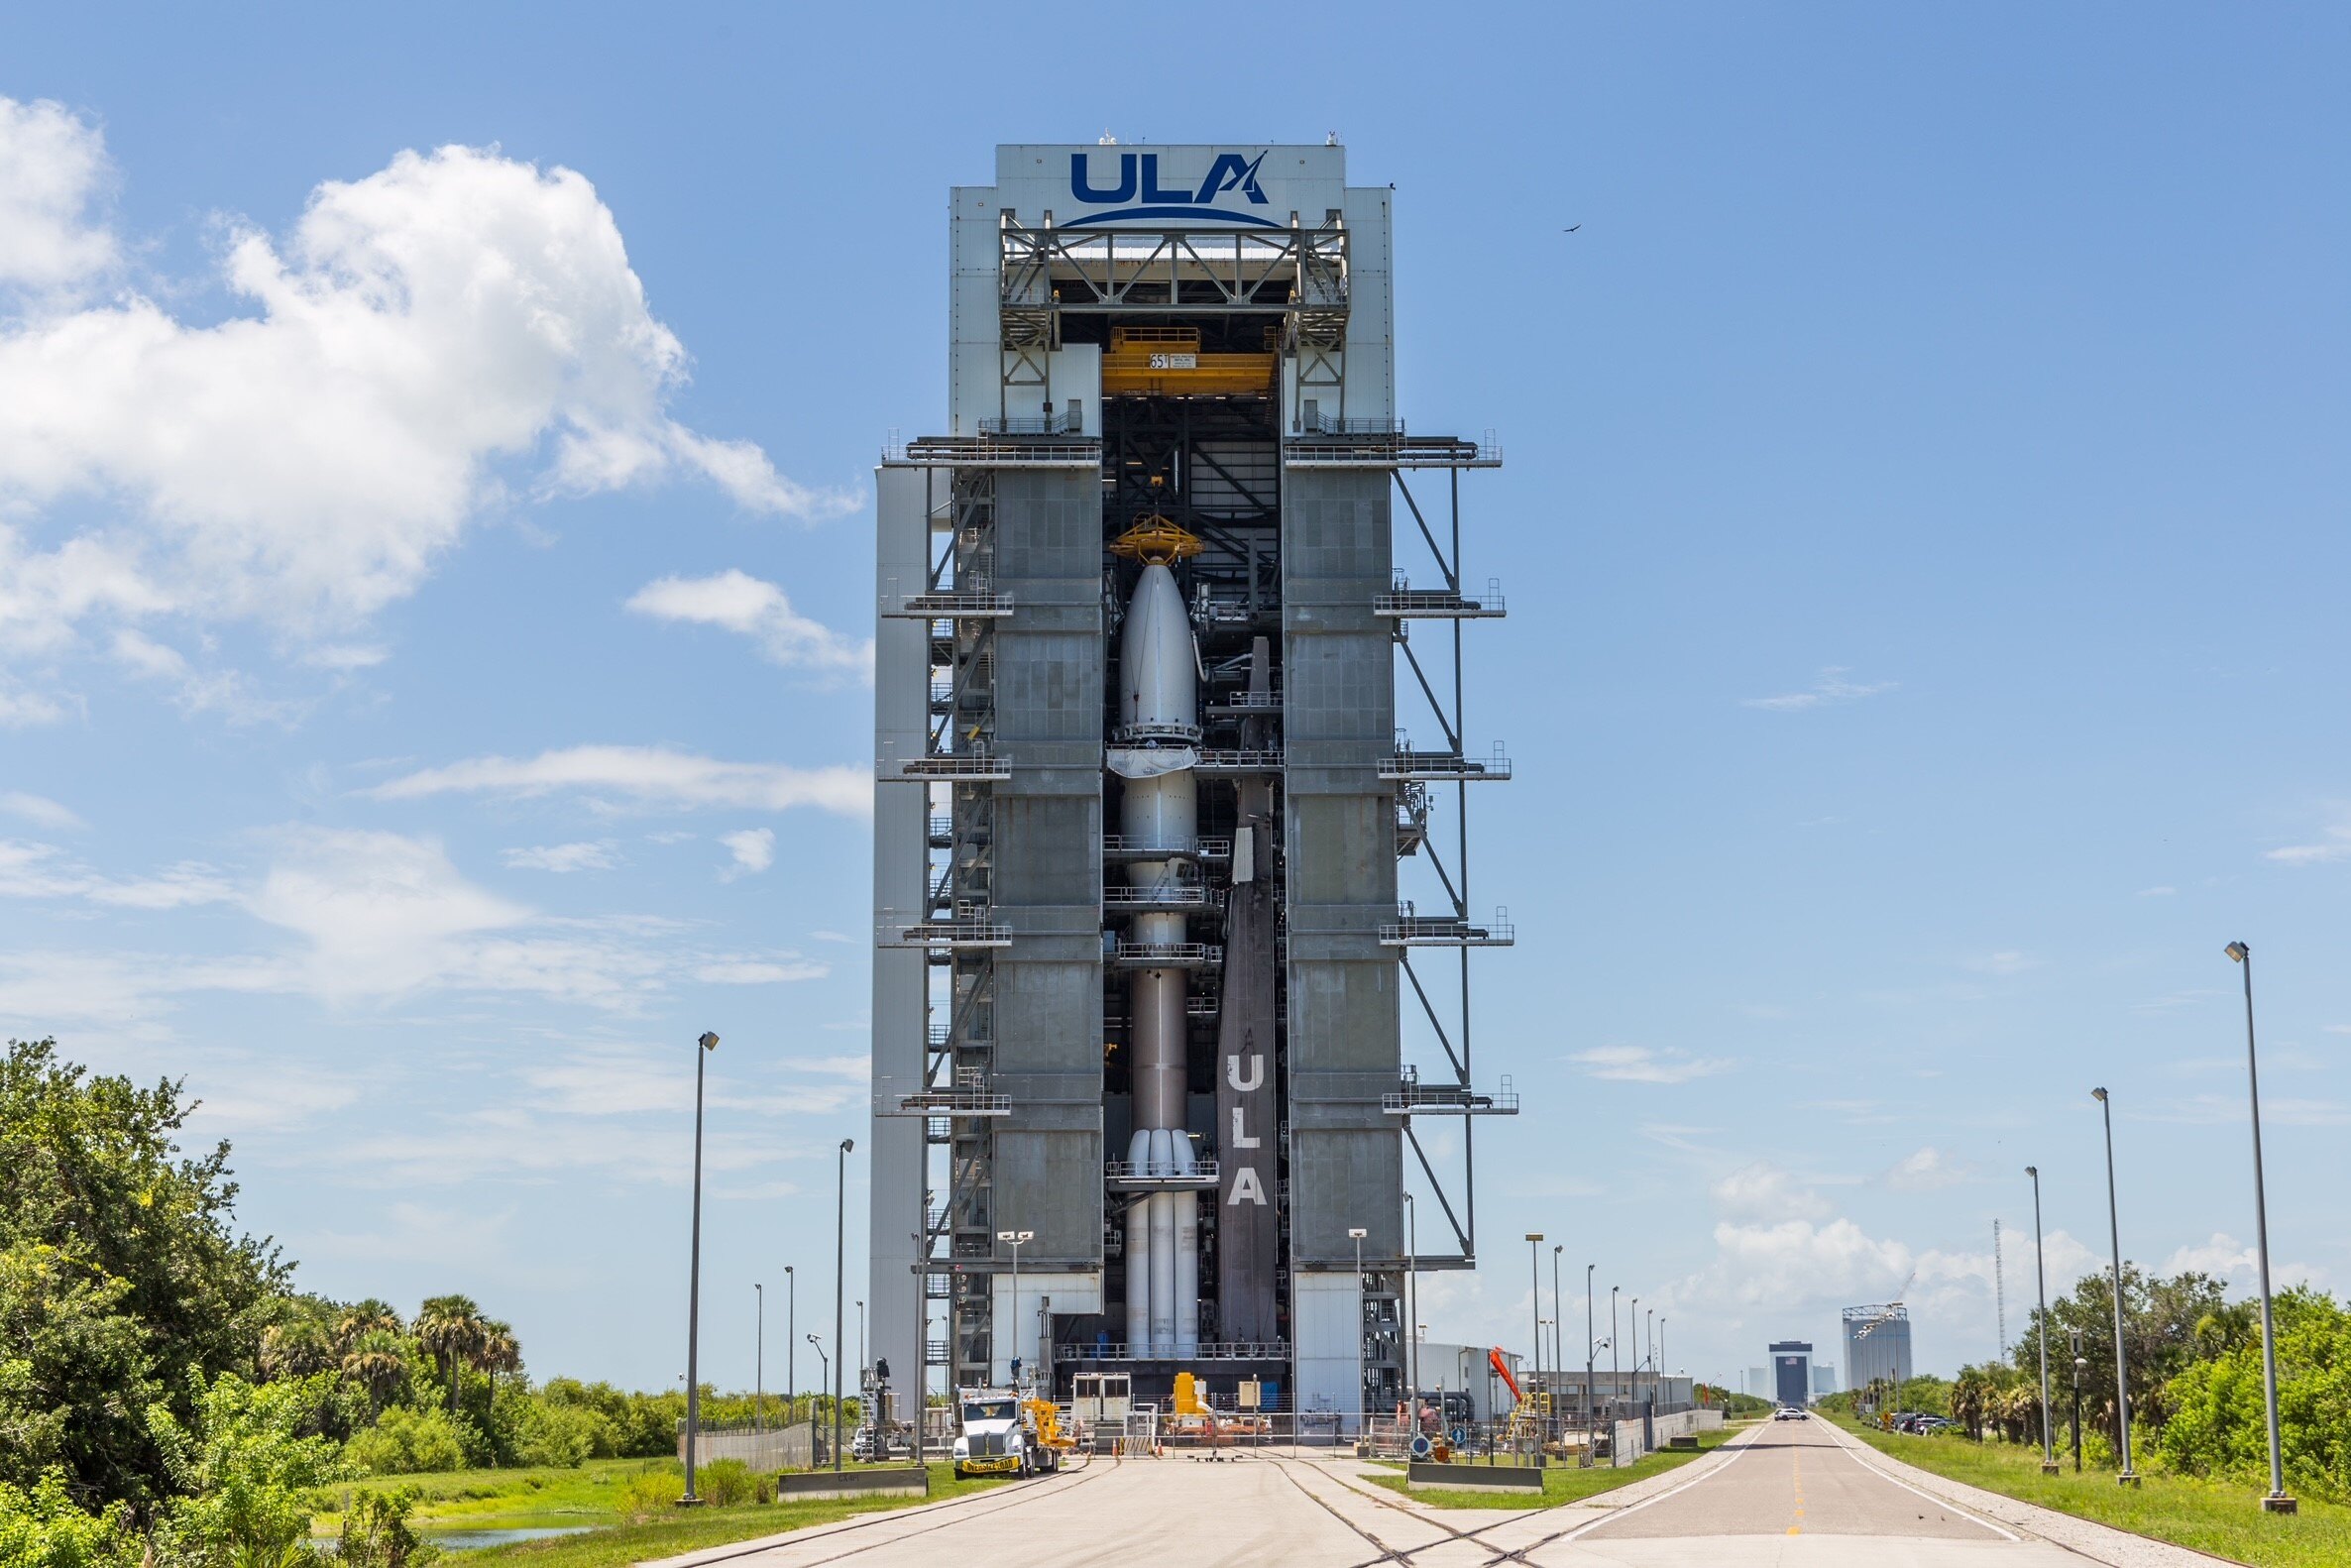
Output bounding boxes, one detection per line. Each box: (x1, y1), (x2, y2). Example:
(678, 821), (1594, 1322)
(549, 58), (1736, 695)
(1769, 1340), (1814, 1407)
(1843, 1304), (1914, 1392)
(1812, 1363), (1839, 1397)
(1411, 1342), (1524, 1423)
(1747, 1365), (1770, 1400)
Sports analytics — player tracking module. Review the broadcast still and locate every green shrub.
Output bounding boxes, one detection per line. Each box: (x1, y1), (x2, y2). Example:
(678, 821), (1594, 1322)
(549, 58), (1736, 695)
(694, 1459), (759, 1508)
(0, 1472), (143, 1568)
(344, 1407), (467, 1477)
(336, 1490), (438, 1568)
(615, 1467), (682, 1523)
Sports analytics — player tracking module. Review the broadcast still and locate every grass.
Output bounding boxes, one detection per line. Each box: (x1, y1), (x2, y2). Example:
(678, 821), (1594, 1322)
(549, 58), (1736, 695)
(1363, 1426), (1742, 1511)
(310, 1458), (1010, 1566)
(1836, 1418), (2351, 1568)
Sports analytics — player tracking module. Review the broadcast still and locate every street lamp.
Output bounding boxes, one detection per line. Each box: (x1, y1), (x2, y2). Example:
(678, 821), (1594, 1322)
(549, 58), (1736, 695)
(755, 1283), (764, 1433)
(784, 1266), (796, 1426)
(2027, 1167), (2056, 1474)
(2225, 941), (2297, 1514)
(835, 1137), (854, 1474)
(1551, 1245), (1565, 1447)
(807, 1333), (829, 1458)
(1584, 1264), (1597, 1469)
(2091, 1088), (2139, 1486)
(2071, 1329), (2086, 1474)
(1349, 1227), (1369, 1433)
(857, 1299), (866, 1390)
(996, 1230), (1034, 1388)
(1659, 1318), (1668, 1408)
(1525, 1233), (1545, 1454)
(682, 1030), (719, 1505)
(1646, 1309), (1656, 1410)
(1610, 1287), (1621, 1428)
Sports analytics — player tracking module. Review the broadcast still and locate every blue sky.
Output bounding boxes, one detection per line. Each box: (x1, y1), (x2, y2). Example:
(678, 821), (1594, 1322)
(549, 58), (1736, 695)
(2, 3), (2346, 1396)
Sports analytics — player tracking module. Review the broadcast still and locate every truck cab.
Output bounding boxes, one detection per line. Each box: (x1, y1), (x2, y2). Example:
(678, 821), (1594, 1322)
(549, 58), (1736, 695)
(951, 1389), (1058, 1478)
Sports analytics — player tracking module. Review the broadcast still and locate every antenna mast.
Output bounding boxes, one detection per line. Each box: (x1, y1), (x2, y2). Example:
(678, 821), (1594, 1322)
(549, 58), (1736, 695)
(1994, 1219), (2007, 1356)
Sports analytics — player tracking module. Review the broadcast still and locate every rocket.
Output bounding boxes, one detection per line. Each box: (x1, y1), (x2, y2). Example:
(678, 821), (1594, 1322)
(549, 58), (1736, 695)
(1111, 559), (1201, 1359)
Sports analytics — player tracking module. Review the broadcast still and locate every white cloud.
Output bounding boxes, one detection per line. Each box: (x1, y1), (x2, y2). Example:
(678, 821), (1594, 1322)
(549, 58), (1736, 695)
(111, 630), (289, 724)
(2136, 885), (2176, 898)
(2266, 825), (2351, 865)
(502, 841), (618, 873)
(368, 744), (867, 818)
(0, 839), (236, 908)
(1742, 667), (1897, 712)
(1884, 1146), (1969, 1190)
(2161, 1232), (2329, 1293)
(0, 680), (71, 726)
(694, 957), (827, 984)
(0, 792), (81, 830)
(719, 827), (775, 879)
(626, 570), (871, 679)
(1570, 1044), (1735, 1084)
(1711, 1162), (1830, 1223)
(1963, 951), (2039, 976)
(0, 98), (116, 292)
(0, 102), (854, 664)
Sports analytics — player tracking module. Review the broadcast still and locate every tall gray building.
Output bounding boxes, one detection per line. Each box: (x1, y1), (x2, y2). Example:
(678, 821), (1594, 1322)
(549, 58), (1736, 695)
(1769, 1341), (1815, 1407)
(1843, 1303), (1914, 1391)
(869, 143), (1511, 1424)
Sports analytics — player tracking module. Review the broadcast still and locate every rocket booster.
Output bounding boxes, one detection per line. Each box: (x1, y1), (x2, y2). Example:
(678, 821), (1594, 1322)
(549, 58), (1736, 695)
(1113, 561), (1200, 1359)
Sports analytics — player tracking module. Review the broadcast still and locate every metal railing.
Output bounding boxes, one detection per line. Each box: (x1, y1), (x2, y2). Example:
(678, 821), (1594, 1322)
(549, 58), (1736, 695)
(1104, 1159), (1220, 1190)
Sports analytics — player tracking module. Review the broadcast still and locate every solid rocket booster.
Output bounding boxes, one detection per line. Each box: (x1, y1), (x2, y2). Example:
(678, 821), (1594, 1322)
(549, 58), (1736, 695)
(1115, 561), (1200, 1359)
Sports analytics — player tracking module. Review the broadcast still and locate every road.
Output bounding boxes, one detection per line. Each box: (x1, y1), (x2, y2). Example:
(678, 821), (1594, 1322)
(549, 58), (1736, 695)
(655, 1421), (2098, 1568)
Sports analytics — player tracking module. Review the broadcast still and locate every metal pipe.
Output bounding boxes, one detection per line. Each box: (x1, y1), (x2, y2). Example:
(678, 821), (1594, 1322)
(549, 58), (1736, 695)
(684, 1032), (718, 1503)
(836, 1137), (853, 1473)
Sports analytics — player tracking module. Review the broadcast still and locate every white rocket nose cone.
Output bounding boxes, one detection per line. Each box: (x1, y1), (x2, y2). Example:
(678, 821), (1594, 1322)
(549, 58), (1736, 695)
(1120, 563), (1197, 736)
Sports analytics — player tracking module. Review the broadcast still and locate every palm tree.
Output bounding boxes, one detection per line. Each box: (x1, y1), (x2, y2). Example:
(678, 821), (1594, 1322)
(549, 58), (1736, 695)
(415, 1294), (490, 1417)
(260, 1317), (336, 1381)
(342, 1328), (413, 1418)
(336, 1298), (405, 1353)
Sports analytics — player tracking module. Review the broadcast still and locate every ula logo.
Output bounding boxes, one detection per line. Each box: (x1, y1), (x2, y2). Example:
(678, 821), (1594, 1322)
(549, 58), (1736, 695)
(1066, 151), (1277, 227)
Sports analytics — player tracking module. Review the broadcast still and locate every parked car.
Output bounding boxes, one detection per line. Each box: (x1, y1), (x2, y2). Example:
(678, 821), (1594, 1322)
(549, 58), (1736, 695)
(1772, 1405), (1809, 1421)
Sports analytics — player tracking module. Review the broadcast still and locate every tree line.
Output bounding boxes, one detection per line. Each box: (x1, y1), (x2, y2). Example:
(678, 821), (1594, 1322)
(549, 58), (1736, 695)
(0, 1038), (853, 1568)
(1819, 1262), (2351, 1498)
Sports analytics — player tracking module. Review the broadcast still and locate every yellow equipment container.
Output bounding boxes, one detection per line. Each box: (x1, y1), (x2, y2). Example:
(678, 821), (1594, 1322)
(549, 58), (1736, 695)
(1100, 326), (1276, 397)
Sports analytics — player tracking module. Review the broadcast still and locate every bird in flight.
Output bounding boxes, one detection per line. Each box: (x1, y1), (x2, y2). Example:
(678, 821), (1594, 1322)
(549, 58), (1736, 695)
(1563, 224), (1582, 232)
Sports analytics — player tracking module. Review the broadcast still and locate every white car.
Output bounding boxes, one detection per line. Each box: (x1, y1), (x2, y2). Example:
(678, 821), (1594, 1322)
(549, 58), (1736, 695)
(1772, 1406), (1809, 1420)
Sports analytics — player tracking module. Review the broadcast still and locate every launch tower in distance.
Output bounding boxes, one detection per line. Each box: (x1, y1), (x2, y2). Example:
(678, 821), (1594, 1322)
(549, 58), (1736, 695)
(870, 143), (1512, 1425)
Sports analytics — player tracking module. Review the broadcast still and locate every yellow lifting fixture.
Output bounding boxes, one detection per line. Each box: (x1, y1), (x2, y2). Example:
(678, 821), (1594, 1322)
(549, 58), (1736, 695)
(1100, 324), (1278, 397)
(1109, 512), (1202, 565)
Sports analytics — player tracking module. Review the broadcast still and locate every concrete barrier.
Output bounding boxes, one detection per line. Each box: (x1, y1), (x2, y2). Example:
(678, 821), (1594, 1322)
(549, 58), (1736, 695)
(1406, 1461), (1545, 1493)
(774, 1468), (929, 1502)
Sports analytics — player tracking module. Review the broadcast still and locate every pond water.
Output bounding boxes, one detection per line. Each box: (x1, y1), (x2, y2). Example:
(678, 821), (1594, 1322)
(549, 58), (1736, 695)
(314, 1520), (607, 1555)
(418, 1526), (601, 1552)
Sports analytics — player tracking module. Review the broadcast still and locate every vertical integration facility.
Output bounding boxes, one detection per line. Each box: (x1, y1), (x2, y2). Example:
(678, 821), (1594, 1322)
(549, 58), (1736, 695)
(868, 143), (1514, 1422)
(1769, 1340), (1815, 1407)
(1843, 1303), (1914, 1391)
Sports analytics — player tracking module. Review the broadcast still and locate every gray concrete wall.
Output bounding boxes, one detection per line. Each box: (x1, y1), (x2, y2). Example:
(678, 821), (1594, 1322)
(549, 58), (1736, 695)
(1281, 466), (1401, 1268)
(988, 468), (1104, 1271)
(867, 463), (931, 1437)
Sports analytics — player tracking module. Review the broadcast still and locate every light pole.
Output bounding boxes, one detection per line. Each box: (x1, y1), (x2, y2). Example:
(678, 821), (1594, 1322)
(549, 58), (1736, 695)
(1525, 1233), (1545, 1454)
(683, 1030), (719, 1505)
(1403, 1192), (1419, 1414)
(807, 1333), (828, 1460)
(1584, 1264), (1597, 1468)
(1628, 1296), (1638, 1414)
(1658, 1318), (1667, 1408)
(857, 1299), (866, 1389)
(2070, 1329), (2085, 1474)
(785, 1266), (796, 1427)
(1550, 1245), (1565, 1446)
(2225, 941), (2297, 1514)
(2027, 1167), (2056, 1474)
(835, 1137), (853, 1474)
(1646, 1309), (1656, 1410)
(1349, 1227), (1369, 1431)
(1610, 1287), (1621, 1430)
(755, 1283), (764, 1433)
(996, 1229), (1034, 1387)
(2091, 1088), (2138, 1485)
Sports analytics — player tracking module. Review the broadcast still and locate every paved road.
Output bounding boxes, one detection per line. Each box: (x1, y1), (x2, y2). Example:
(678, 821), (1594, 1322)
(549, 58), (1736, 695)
(654, 1425), (2098, 1568)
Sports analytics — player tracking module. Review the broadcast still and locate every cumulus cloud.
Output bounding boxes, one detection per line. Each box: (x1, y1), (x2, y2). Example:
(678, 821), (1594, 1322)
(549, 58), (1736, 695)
(0, 99), (854, 664)
(1884, 1146), (1970, 1190)
(719, 827), (775, 879)
(1742, 667), (1896, 712)
(1712, 1162), (1831, 1223)
(0, 98), (116, 292)
(368, 744), (867, 818)
(502, 841), (618, 873)
(627, 570), (871, 678)
(1570, 1044), (1735, 1084)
